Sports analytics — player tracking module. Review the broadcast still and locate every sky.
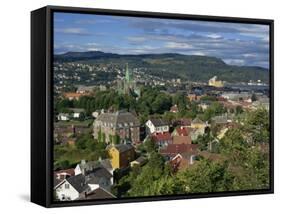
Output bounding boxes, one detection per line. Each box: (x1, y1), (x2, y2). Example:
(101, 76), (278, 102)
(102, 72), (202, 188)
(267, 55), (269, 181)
(54, 12), (270, 68)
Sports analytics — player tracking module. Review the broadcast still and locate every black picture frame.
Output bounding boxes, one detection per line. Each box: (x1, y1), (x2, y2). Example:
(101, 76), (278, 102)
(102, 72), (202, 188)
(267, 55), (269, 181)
(31, 5), (274, 208)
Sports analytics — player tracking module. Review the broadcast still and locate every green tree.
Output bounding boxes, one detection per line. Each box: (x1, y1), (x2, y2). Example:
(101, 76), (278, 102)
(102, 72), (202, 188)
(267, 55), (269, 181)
(177, 160), (234, 193)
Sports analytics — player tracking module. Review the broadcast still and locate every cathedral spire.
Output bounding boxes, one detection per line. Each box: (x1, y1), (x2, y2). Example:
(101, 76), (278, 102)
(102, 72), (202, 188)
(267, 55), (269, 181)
(125, 63), (130, 83)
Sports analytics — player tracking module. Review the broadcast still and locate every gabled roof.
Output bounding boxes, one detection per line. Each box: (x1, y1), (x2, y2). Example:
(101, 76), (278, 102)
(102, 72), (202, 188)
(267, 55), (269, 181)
(160, 143), (198, 155)
(152, 132), (172, 142)
(78, 188), (116, 200)
(66, 174), (89, 193)
(108, 144), (134, 153)
(148, 118), (169, 127)
(87, 167), (112, 183)
(95, 111), (140, 128)
(77, 159), (113, 174)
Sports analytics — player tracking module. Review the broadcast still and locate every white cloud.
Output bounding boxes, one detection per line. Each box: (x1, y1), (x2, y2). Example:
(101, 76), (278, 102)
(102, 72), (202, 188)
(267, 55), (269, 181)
(206, 33), (222, 39)
(224, 59), (245, 66)
(55, 28), (91, 36)
(165, 42), (193, 49)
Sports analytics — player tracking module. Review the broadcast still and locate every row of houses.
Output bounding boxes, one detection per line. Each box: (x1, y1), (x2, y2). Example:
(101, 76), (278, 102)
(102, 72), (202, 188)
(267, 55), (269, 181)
(145, 117), (207, 148)
(57, 108), (85, 121)
(54, 159), (114, 201)
(54, 143), (147, 201)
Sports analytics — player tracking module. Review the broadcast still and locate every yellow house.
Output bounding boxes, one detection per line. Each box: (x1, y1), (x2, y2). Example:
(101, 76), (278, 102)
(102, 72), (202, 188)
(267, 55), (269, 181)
(191, 118), (207, 130)
(107, 144), (135, 169)
(208, 76), (224, 87)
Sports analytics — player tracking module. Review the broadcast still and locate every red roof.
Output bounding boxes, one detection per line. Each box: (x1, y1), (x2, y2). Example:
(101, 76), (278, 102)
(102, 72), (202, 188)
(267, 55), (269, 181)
(160, 143), (198, 155)
(173, 135), (192, 144)
(174, 127), (190, 136)
(152, 132), (172, 142)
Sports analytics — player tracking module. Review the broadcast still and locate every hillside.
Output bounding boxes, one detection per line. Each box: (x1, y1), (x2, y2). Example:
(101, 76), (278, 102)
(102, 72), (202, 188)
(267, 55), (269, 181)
(54, 51), (269, 83)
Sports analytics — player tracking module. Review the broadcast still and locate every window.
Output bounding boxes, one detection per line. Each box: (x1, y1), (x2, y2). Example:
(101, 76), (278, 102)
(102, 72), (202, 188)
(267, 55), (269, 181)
(65, 184), (70, 189)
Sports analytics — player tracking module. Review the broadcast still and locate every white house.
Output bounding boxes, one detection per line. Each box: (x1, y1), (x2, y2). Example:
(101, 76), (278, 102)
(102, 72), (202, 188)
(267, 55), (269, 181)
(145, 118), (169, 134)
(57, 113), (70, 121)
(55, 174), (90, 201)
(55, 165), (113, 201)
(68, 108), (85, 119)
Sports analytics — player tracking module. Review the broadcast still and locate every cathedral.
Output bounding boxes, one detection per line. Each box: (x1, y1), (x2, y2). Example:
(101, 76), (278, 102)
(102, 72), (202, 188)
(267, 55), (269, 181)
(117, 63), (140, 97)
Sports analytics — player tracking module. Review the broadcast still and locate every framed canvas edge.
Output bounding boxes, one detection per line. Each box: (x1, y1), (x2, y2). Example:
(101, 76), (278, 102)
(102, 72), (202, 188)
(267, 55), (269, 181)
(35, 5), (274, 208)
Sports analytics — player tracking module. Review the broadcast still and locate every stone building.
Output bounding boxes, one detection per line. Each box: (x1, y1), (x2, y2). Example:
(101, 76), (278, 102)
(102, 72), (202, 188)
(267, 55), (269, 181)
(93, 110), (140, 144)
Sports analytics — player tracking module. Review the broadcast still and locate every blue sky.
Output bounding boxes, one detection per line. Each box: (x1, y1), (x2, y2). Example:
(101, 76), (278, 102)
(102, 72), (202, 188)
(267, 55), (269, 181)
(54, 12), (269, 68)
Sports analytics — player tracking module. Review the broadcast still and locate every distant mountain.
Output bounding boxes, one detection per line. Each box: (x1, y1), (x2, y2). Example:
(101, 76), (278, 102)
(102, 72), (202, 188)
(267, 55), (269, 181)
(54, 51), (269, 83)
(55, 51), (121, 61)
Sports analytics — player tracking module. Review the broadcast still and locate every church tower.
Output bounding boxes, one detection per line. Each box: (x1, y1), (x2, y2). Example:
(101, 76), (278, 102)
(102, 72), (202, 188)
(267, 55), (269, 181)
(125, 63), (131, 83)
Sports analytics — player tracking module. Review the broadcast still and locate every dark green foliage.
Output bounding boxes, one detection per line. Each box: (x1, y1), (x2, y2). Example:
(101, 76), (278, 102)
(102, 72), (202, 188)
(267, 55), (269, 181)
(56, 160), (71, 170)
(193, 132), (214, 151)
(140, 138), (158, 153)
(200, 102), (226, 122)
(177, 160), (234, 193)
(243, 108), (269, 144)
(251, 93), (258, 102)
(55, 87), (173, 124)
(113, 108), (270, 197)
(172, 92), (188, 112)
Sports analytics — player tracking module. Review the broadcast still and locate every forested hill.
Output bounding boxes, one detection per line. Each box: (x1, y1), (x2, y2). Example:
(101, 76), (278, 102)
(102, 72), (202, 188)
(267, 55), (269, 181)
(54, 51), (269, 83)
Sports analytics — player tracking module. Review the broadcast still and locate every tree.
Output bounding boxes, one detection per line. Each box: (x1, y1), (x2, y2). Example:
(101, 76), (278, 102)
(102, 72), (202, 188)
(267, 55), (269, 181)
(113, 134), (121, 145)
(193, 133), (214, 151)
(235, 106), (243, 115)
(177, 160), (234, 193)
(201, 102), (225, 121)
(219, 128), (248, 164)
(251, 93), (258, 102)
(143, 138), (158, 153)
(243, 108), (269, 144)
(173, 92), (188, 112)
(56, 160), (70, 170)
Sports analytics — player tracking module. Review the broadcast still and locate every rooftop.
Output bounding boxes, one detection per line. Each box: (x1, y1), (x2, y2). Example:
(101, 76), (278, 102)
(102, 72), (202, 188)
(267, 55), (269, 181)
(108, 144), (135, 153)
(95, 111), (140, 128)
(160, 143), (199, 155)
(78, 188), (116, 200)
(149, 118), (169, 126)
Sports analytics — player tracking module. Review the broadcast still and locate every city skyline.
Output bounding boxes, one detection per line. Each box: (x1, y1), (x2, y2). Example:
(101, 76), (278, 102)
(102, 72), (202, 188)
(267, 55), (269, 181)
(54, 12), (270, 68)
